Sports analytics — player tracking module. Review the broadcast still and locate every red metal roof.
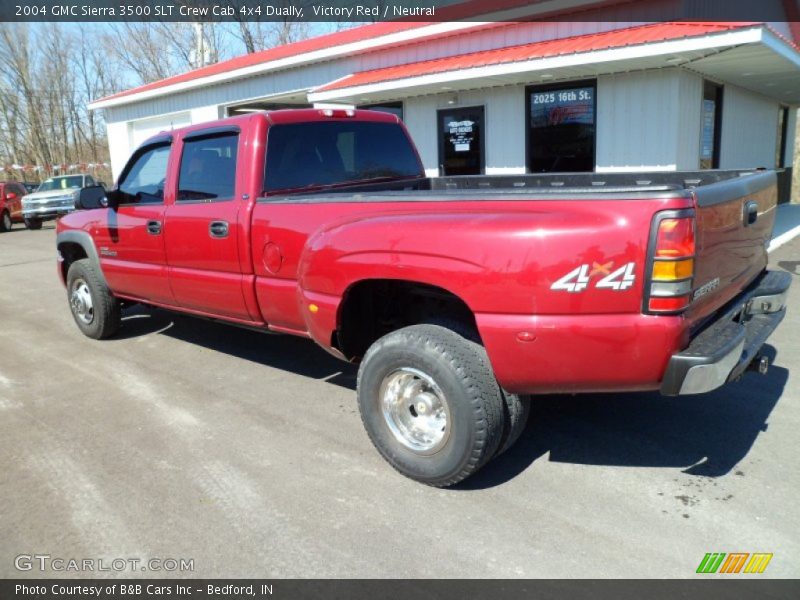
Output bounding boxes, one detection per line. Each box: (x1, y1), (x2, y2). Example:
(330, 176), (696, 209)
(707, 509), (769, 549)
(94, 21), (439, 105)
(318, 22), (758, 92)
(96, 0), (604, 106)
(94, 1), (632, 106)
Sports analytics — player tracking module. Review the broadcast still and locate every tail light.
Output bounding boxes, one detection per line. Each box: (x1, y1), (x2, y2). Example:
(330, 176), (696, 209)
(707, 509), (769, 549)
(645, 211), (696, 314)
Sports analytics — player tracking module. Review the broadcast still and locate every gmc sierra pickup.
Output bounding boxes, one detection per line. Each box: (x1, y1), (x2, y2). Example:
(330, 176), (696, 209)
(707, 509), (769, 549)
(56, 109), (790, 486)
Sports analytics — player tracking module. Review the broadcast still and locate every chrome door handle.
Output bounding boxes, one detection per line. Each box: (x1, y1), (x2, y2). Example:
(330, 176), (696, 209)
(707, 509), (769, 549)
(209, 220), (229, 238)
(146, 220), (162, 235)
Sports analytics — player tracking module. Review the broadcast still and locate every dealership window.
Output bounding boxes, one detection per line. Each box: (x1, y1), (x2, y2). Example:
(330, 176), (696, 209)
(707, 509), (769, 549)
(700, 81), (723, 170)
(776, 106), (789, 168)
(360, 101), (404, 120)
(178, 133), (239, 202)
(437, 106), (485, 176)
(527, 81), (596, 173)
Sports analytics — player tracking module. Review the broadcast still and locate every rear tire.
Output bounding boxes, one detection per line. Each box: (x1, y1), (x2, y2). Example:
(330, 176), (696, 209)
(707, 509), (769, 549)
(495, 391), (530, 456)
(0, 211), (11, 232)
(421, 317), (530, 457)
(66, 258), (120, 339)
(357, 324), (504, 487)
(24, 217), (42, 230)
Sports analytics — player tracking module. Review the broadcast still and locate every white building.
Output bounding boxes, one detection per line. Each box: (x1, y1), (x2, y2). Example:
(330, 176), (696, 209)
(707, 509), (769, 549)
(90, 1), (800, 201)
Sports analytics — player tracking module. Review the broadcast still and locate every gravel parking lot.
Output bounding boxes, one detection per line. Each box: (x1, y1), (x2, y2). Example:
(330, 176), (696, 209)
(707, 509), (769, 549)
(1, 224), (798, 578)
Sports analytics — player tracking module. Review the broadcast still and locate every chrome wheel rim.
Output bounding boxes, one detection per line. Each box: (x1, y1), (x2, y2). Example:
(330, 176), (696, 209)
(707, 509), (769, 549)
(379, 367), (449, 454)
(69, 278), (94, 324)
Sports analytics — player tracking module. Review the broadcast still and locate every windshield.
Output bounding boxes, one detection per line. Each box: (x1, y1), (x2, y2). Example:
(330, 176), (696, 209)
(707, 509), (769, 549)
(37, 176), (83, 192)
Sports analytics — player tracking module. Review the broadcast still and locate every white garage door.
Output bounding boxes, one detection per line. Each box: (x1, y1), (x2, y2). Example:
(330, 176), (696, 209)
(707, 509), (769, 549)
(130, 112), (191, 148)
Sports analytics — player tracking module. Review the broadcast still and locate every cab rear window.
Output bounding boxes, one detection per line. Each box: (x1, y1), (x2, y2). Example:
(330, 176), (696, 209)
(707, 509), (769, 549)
(264, 121), (423, 193)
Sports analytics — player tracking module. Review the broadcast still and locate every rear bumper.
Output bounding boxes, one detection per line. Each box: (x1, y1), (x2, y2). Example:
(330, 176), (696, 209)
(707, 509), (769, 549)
(660, 270), (791, 396)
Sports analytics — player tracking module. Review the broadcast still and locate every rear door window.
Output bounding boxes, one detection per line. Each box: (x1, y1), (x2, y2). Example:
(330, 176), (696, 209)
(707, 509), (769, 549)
(264, 121), (423, 192)
(177, 133), (239, 202)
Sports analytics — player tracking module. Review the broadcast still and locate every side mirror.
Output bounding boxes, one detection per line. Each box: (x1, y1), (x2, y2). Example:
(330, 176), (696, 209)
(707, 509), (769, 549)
(6, 192), (16, 200)
(75, 185), (110, 210)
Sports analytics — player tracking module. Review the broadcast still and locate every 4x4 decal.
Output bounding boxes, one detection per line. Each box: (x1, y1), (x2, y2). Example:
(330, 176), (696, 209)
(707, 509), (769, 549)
(551, 261), (636, 293)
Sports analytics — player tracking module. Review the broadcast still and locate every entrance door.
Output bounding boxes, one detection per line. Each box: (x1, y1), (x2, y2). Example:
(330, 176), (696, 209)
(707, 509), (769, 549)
(438, 106), (485, 176)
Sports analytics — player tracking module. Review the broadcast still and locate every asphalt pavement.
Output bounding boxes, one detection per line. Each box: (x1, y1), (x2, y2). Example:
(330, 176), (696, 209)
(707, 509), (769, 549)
(1, 223), (798, 578)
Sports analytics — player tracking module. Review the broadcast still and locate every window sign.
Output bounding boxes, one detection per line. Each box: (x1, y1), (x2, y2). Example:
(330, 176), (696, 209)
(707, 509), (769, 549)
(700, 81), (723, 169)
(700, 99), (715, 160)
(448, 119), (475, 152)
(527, 83), (595, 172)
(531, 87), (594, 127)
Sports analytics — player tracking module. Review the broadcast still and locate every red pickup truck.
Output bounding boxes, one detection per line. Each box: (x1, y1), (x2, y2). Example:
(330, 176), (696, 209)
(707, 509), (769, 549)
(0, 181), (27, 232)
(57, 109), (790, 486)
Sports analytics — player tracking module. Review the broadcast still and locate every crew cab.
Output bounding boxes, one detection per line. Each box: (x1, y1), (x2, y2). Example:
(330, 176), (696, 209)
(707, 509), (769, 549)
(56, 109), (790, 486)
(22, 174), (99, 229)
(0, 181), (27, 232)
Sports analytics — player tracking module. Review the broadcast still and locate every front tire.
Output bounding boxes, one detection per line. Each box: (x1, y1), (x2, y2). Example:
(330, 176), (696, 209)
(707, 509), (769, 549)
(357, 324), (504, 487)
(0, 211), (11, 232)
(24, 217), (42, 230)
(66, 259), (120, 339)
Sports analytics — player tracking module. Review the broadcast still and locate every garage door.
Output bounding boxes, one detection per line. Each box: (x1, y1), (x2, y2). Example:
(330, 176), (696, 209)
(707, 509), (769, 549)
(130, 112), (191, 148)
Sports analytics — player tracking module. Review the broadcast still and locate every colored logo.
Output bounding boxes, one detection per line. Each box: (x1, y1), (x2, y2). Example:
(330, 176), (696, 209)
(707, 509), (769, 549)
(696, 553), (773, 574)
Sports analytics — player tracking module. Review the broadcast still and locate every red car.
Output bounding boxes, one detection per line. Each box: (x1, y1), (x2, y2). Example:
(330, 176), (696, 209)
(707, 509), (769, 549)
(0, 181), (27, 232)
(56, 109), (790, 486)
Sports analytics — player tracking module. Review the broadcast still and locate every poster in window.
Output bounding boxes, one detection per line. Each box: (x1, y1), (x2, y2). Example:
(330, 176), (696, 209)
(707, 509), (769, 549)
(447, 119), (475, 152)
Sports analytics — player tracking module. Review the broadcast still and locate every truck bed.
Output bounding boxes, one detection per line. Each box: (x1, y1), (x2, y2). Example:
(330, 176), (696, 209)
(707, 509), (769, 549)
(259, 168), (777, 344)
(263, 169), (767, 203)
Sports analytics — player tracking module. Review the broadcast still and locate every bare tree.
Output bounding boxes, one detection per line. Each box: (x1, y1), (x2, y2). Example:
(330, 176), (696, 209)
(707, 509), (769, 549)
(0, 23), (119, 181)
(0, 19), (324, 183)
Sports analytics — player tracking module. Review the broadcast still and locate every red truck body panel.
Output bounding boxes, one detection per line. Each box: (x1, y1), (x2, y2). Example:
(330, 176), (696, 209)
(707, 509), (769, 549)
(0, 182), (26, 225)
(686, 185), (774, 329)
(57, 109), (780, 395)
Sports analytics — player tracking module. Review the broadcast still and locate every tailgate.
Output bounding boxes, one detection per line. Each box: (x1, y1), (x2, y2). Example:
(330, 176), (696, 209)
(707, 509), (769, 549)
(687, 171), (777, 325)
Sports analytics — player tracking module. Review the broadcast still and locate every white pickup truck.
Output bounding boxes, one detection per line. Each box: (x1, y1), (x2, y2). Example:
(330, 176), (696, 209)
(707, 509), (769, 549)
(22, 174), (101, 229)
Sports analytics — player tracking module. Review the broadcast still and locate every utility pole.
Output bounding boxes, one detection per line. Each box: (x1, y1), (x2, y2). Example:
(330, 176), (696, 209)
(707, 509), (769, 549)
(192, 22), (218, 68)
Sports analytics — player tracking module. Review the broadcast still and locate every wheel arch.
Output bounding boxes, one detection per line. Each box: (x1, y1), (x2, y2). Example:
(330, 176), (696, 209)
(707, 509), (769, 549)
(57, 231), (107, 287)
(333, 278), (479, 361)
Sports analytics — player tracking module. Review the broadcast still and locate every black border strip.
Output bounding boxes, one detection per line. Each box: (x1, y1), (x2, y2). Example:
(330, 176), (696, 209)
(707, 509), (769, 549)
(2, 579), (798, 600)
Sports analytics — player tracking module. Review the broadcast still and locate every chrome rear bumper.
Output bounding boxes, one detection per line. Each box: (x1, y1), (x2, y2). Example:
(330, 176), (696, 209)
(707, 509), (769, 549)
(660, 270), (791, 396)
